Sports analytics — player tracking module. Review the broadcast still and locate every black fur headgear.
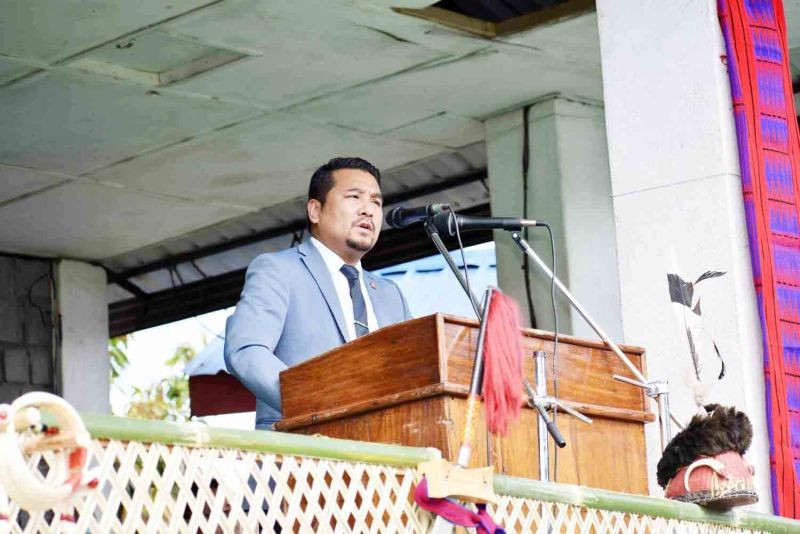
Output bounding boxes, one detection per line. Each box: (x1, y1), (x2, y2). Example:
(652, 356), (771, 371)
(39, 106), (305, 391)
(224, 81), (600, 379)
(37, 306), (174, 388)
(656, 404), (753, 488)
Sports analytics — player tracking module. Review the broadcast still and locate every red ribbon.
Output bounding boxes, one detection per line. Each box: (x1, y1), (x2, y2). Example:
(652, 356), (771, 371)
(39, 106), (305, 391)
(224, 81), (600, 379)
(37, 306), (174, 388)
(414, 478), (505, 534)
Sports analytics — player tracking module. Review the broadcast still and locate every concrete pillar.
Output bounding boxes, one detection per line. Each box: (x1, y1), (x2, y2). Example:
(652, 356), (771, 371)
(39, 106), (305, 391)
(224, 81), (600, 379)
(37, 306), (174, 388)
(56, 260), (109, 413)
(485, 96), (624, 342)
(597, 0), (771, 509)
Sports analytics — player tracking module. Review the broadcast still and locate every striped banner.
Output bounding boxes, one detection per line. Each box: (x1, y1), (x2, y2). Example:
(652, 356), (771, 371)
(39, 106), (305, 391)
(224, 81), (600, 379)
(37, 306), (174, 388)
(718, 0), (800, 517)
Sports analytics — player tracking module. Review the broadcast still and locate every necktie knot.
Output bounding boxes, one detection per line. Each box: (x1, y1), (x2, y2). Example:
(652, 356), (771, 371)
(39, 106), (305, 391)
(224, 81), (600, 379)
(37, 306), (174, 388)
(340, 264), (360, 282)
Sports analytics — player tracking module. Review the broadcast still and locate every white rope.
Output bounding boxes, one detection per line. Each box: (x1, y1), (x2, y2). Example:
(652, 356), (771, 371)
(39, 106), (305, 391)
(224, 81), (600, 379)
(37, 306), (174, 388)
(0, 393), (97, 518)
(0, 458), (8, 534)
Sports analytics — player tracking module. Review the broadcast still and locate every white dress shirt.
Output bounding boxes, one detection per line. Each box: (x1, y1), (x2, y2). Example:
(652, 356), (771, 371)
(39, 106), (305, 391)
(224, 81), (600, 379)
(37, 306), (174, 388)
(310, 237), (378, 341)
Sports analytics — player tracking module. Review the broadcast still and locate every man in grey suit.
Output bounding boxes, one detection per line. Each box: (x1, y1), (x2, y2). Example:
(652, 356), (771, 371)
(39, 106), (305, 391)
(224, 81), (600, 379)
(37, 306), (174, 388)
(224, 157), (412, 430)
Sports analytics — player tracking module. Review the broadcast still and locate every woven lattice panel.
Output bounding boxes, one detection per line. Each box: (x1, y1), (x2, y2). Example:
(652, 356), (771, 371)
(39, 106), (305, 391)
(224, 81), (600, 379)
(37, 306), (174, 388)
(491, 497), (765, 534)
(5, 439), (430, 533)
(3, 439), (766, 533)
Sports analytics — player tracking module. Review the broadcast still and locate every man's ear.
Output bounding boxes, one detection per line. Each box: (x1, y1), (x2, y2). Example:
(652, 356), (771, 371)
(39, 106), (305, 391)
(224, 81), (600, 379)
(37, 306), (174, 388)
(307, 199), (321, 225)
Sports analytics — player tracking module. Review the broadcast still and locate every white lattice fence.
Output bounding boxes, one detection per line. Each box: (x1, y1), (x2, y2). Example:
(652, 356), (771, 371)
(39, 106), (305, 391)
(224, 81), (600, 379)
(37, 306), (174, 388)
(490, 498), (765, 534)
(3, 437), (777, 533)
(6, 439), (431, 533)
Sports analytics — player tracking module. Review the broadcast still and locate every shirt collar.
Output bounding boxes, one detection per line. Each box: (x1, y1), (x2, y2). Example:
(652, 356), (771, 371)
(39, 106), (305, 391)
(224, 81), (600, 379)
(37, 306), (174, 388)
(310, 237), (363, 276)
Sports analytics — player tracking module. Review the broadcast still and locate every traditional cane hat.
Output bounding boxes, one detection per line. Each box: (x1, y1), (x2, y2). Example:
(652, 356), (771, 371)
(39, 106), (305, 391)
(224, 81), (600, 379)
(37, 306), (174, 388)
(656, 404), (757, 509)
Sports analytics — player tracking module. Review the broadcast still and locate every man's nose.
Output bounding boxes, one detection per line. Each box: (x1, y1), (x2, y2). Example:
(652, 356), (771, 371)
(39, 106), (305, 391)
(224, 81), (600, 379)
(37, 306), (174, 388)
(357, 200), (373, 216)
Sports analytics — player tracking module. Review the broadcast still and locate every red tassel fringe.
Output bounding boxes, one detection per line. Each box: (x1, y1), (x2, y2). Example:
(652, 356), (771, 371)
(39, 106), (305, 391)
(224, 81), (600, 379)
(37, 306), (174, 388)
(482, 289), (525, 436)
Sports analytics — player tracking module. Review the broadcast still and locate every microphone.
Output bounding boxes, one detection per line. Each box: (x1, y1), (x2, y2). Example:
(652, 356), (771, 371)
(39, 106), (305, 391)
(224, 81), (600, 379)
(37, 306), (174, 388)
(429, 209), (542, 235)
(384, 203), (449, 229)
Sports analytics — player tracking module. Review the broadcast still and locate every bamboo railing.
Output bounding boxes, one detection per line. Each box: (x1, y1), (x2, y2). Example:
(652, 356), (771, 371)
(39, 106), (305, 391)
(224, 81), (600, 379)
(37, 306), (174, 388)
(3, 413), (798, 533)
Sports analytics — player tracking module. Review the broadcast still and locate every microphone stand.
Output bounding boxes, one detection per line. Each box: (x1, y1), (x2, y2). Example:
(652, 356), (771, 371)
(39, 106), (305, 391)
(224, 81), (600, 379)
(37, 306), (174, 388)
(424, 218), (589, 482)
(523, 350), (593, 482)
(510, 232), (678, 450)
(424, 221), (484, 317)
(424, 222), (489, 534)
(421, 211), (677, 509)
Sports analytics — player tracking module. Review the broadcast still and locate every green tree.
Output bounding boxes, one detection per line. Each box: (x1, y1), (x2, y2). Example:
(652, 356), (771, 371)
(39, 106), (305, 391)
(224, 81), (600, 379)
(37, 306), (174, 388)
(109, 335), (131, 382)
(126, 343), (196, 422)
(109, 336), (197, 422)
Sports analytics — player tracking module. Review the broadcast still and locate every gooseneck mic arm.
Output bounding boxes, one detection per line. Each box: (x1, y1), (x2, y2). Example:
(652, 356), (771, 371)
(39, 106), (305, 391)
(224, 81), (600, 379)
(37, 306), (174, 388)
(429, 210), (542, 236)
(420, 206), (539, 318)
(423, 220), (484, 318)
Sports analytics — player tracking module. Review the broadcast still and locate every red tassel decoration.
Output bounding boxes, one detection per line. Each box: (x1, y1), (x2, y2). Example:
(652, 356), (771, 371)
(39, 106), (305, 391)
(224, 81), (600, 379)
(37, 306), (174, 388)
(482, 289), (525, 436)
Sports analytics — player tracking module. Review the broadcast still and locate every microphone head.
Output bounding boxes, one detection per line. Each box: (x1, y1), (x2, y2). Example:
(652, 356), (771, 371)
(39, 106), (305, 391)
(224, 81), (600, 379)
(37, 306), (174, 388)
(384, 207), (404, 228)
(383, 203), (450, 229)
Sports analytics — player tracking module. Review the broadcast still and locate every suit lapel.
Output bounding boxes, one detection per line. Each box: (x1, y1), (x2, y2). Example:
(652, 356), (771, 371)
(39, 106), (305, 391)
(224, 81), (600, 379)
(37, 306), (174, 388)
(298, 240), (348, 342)
(365, 272), (390, 328)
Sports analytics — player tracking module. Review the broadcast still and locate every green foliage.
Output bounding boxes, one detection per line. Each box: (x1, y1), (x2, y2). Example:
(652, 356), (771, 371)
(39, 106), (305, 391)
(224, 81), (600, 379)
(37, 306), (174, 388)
(109, 336), (197, 423)
(108, 335), (131, 382)
(165, 343), (195, 367)
(126, 375), (190, 422)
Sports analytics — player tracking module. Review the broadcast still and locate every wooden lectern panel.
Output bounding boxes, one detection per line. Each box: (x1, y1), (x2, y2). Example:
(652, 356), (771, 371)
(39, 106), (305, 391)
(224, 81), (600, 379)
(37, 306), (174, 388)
(439, 317), (648, 412)
(279, 317), (443, 420)
(277, 314), (652, 494)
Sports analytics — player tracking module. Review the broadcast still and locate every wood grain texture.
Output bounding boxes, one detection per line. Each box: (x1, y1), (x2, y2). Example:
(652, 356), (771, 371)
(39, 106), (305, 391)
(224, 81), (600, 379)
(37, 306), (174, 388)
(441, 315), (647, 412)
(279, 314), (650, 494)
(290, 398), (461, 461)
(277, 384), (447, 430)
(279, 316), (442, 420)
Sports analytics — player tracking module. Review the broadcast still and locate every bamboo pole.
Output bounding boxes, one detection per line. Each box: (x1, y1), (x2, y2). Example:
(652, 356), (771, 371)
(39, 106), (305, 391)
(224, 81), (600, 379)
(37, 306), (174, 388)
(76, 413), (440, 468)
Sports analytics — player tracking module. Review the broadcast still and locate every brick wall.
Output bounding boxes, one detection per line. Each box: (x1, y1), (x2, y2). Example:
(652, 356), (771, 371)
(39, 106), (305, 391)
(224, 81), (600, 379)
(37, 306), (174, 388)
(0, 255), (55, 402)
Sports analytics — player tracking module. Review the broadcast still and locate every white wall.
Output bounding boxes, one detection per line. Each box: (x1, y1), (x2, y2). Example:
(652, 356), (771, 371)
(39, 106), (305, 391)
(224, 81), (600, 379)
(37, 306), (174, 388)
(597, 0), (771, 511)
(486, 96), (623, 341)
(56, 259), (110, 413)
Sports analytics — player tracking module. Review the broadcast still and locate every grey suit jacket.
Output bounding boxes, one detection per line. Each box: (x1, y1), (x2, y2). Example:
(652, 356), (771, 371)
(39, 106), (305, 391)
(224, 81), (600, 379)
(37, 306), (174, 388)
(224, 239), (411, 429)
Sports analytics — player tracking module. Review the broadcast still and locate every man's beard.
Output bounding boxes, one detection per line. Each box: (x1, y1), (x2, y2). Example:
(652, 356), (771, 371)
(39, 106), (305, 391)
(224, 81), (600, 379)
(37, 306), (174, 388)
(346, 236), (374, 253)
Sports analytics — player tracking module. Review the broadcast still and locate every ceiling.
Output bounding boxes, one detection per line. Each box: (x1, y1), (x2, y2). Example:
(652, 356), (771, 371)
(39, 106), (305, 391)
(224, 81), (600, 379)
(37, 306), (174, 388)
(6, 1), (800, 332)
(0, 0), (602, 330)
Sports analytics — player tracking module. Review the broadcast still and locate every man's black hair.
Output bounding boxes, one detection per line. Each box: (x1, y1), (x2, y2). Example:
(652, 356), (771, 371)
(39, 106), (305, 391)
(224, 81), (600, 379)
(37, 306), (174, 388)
(307, 157), (381, 229)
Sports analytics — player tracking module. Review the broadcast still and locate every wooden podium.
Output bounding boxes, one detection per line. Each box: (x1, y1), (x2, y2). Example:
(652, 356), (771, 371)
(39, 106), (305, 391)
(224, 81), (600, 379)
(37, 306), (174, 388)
(276, 314), (654, 494)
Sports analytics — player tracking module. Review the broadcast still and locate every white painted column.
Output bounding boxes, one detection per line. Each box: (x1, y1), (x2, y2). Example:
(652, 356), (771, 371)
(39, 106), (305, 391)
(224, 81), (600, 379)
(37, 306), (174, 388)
(485, 96), (624, 342)
(56, 260), (110, 413)
(597, 0), (771, 510)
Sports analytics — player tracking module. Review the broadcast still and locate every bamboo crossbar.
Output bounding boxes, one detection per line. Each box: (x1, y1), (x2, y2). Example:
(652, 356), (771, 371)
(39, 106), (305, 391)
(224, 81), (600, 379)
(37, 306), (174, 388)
(77, 413), (440, 467)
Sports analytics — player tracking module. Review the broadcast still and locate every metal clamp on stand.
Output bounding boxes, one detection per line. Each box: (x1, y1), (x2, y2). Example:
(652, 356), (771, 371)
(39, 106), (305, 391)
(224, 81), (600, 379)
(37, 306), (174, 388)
(523, 350), (592, 482)
(613, 375), (672, 452)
